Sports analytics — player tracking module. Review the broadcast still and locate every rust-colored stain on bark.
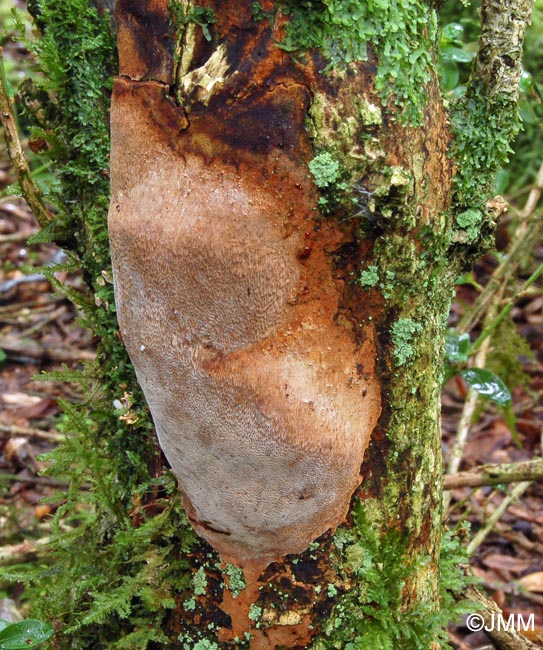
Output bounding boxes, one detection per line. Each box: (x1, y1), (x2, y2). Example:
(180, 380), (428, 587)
(109, 71), (381, 562)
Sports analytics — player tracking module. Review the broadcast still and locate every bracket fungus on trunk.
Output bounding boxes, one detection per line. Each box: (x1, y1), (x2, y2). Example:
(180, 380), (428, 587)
(108, 0), (381, 568)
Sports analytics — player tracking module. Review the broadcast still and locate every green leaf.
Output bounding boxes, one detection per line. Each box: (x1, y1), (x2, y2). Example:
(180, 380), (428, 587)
(0, 623), (9, 634)
(459, 369), (512, 405)
(493, 168), (510, 195)
(445, 331), (471, 364)
(441, 46), (474, 63)
(0, 348), (7, 362)
(519, 100), (538, 124)
(439, 60), (459, 92)
(454, 272), (478, 286)
(0, 620), (54, 649)
(519, 70), (532, 93)
(442, 22), (464, 42)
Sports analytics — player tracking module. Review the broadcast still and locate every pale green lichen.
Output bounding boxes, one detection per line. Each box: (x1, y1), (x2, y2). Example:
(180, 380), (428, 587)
(391, 318), (423, 366)
(193, 566), (207, 596)
(223, 563), (246, 598)
(359, 265), (380, 288)
(309, 151), (341, 188)
(327, 584), (338, 597)
(183, 596), (196, 611)
(192, 640), (219, 650)
(453, 208), (483, 243)
(248, 604), (262, 621)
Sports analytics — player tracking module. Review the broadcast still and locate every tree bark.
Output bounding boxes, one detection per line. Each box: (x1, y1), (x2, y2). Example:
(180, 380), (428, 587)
(109, 1), (453, 647)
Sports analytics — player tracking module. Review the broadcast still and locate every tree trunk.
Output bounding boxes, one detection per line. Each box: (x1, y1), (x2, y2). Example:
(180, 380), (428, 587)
(108, 0), (453, 645)
(9, 0), (533, 648)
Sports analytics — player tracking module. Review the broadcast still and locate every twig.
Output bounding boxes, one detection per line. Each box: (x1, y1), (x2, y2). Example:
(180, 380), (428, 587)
(0, 335), (95, 362)
(0, 231), (37, 243)
(444, 459), (543, 490)
(0, 422), (63, 442)
(467, 481), (531, 555)
(458, 156), (543, 335)
(0, 537), (51, 567)
(0, 296), (65, 315)
(0, 472), (70, 489)
(0, 48), (52, 228)
(496, 522), (543, 556)
(0, 249), (67, 296)
(458, 212), (543, 333)
(19, 305), (67, 336)
(520, 159), (543, 219)
(469, 261), (543, 355)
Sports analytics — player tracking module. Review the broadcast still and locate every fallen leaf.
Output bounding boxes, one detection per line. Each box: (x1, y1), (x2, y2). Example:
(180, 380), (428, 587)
(1, 392), (43, 407)
(519, 571), (543, 593)
(483, 553), (535, 573)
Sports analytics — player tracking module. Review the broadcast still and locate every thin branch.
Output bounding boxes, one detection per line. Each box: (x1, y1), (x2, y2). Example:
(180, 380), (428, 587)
(467, 481), (531, 554)
(470, 0), (533, 102)
(0, 537), (51, 567)
(458, 209), (543, 333)
(0, 422), (63, 442)
(443, 322), (496, 511)
(0, 231), (37, 243)
(469, 261), (543, 355)
(519, 159), (543, 219)
(0, 47), (53, 228)
(0, 472), (71, 489)
(0, 335), (96, 362)
(444, 459), (543, 490)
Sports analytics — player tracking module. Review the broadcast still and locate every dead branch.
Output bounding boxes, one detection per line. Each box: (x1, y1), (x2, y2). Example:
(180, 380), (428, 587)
(0, 537), (51, 567)
(444, 459), (543, 490)
(0, 48), (53, 228)
(0, 335), (95, 362)
(0, 422), (63, 442)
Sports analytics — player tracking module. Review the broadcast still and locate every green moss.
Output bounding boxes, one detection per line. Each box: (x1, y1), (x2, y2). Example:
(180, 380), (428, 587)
(359, 265), (380, 288)
(271, 0), (437, 124)
(391, 318), (424, 366)
(312, 513), (477, 650)
(169, 1), (217, 42)
(183, 596), (196, 611)
(450, 83), (521, 249)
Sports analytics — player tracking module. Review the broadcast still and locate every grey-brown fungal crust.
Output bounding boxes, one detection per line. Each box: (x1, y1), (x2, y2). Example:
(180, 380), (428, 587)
(108, 76), (381, 565)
